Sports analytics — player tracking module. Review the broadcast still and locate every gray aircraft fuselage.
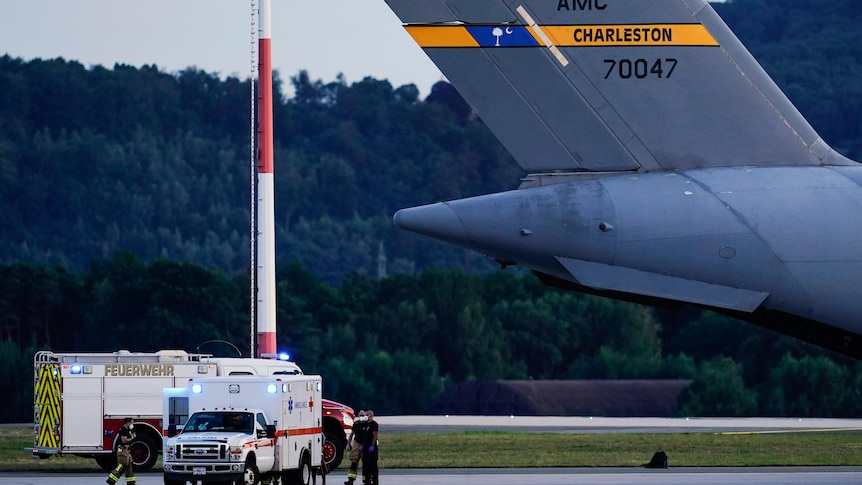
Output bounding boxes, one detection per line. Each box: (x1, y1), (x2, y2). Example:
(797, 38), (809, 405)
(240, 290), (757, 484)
(395, 165), (862, 356)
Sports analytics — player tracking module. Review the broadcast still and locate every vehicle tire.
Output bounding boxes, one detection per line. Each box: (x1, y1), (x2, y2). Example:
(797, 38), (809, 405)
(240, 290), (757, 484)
(163, 479), (185, 485)
(94, 453), (116, 471)
(322, 431), (344, 469)
(283, 451), (312, 485)
(298, 452), (312, 485)
(128, 434), (158, 472)
(234, 459), (259, 485)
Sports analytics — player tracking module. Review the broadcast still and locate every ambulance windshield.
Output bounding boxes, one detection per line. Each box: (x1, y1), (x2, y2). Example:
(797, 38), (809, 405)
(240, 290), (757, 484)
(184, 412), (253, 434)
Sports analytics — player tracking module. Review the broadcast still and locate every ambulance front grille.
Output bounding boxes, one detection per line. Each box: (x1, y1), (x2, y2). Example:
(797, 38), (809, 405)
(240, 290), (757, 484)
(177, 443), (227, 461)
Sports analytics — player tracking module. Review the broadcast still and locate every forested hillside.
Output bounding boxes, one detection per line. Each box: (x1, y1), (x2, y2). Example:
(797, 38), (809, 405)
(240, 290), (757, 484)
(3, 0), (862, 421)
(713, 0), (862, 156)
(0, 57), (520, 282)
(3, 258), (861, 422)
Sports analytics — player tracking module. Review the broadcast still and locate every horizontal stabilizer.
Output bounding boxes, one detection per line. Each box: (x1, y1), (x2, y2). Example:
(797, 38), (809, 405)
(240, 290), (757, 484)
(557, 257), (769, 312)
(385, 0), (854, 174)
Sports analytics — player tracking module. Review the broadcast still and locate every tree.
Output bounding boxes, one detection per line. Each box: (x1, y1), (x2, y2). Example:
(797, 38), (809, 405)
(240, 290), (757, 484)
(0, 340), (36, 422)
(762, 353), (851, 417)
(425, 81), (472, 122)
(679, 357), (758, 417)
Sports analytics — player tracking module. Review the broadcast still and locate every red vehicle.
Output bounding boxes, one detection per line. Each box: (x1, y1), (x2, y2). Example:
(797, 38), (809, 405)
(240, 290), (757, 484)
(31, 350), (354, 471)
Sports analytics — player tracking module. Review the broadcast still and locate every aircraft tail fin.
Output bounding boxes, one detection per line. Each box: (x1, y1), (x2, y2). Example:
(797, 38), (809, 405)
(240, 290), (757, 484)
(385, 0), (854, 174)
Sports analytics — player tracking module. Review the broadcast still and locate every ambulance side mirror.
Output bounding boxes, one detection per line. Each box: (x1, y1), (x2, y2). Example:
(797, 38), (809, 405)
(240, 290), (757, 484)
(167, 424), (178, 438)
(265, 424), (276, 439)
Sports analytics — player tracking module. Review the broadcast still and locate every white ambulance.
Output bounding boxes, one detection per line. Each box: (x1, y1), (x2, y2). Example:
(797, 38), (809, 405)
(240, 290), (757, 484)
(30, 350), (353, 472)
(162, 375), (322, 485)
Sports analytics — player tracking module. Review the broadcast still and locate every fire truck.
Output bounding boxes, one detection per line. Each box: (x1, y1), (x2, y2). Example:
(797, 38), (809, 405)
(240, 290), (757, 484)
(162, 375), (322, 485)
(31, 349), (353, 472)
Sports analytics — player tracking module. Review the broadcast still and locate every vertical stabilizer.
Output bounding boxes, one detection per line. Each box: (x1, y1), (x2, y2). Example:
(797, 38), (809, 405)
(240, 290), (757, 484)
(384, 0), (854, 173)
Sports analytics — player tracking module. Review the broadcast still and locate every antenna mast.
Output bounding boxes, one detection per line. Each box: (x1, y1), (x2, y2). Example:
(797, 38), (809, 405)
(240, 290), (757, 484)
(248, 0), (259, 359)
(256, 0), (277, 357)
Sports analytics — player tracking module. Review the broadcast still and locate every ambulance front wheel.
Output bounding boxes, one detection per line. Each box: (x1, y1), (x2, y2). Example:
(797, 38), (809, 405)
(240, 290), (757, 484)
(235, 459), (259, 485)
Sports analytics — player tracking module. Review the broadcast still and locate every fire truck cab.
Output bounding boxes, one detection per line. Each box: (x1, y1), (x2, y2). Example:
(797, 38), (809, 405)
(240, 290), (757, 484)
(31, 350), (353, 472)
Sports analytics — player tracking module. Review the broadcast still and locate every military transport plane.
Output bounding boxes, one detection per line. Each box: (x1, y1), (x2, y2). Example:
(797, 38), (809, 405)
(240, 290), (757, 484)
(386, 0), (862, 359)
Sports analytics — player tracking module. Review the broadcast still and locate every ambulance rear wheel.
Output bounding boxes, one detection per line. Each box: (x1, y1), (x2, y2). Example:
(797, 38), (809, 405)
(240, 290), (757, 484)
(299, 452), (312, 485)
(283, 451), (311, 485)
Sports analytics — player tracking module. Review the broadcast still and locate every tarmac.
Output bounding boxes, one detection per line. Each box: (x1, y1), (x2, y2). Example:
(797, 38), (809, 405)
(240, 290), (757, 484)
(380, 415), (862, 434)
(6, 417), (862, 484)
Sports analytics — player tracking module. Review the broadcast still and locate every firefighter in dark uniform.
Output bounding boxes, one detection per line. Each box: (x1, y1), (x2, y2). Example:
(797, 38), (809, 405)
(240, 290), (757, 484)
(106, 417), (136, 485)
(345, 410), (367, 485)
(360, 410), (379, 485)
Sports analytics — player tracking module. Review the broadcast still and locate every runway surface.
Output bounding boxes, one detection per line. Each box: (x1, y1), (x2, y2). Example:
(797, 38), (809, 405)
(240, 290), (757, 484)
(380, 415), (862, 434)
(4, 468), (862, 485)
(6, 417), (862, 484)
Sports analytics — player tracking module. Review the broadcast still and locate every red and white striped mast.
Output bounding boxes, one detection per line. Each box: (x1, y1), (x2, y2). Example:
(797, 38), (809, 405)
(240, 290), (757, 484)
(255, 0), (276, 358)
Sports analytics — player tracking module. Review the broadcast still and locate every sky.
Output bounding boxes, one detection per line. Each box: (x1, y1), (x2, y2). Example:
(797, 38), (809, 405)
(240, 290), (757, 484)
(0, 0), (444, 98)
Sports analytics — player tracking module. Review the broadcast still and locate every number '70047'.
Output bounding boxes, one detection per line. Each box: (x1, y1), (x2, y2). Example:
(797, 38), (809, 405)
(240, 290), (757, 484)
(603, 58), (678, 79)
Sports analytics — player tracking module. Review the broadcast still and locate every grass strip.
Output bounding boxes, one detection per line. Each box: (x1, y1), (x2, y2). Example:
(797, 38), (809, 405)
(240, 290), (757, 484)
(380, 431), (862, 468)
(3, 427), (862, 471)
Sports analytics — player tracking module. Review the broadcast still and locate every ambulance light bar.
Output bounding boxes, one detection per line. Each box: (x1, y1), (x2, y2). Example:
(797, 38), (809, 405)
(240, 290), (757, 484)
(260, 353), (291, 361)
(188, 382), (281, 394)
